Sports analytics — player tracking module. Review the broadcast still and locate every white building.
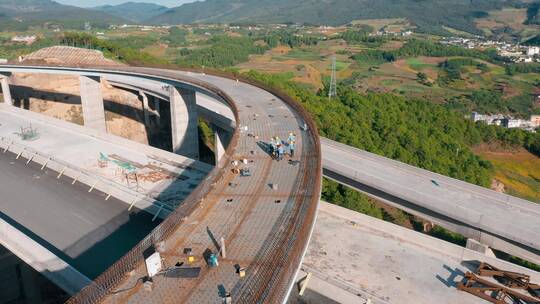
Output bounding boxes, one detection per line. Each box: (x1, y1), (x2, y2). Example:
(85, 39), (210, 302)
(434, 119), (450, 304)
(504, 118), (525, 128)
(11, 35), (36, 45)
(531, 115), (540, 128)
(526, 46), (540, 56)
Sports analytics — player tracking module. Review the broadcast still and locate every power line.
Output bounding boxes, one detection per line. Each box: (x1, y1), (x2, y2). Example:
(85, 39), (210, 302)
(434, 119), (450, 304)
(328, 55), (337, 100)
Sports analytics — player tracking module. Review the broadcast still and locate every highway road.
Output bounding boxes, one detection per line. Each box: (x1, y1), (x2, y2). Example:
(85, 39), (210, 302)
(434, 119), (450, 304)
(0, 149), (158, 279)
(322, 137), (540, 264)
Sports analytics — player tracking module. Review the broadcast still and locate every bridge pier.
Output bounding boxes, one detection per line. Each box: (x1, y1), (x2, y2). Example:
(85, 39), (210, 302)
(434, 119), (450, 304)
(466, 238), (496, 257)
(0, 73), (13, 106)
(79, 76), (107, 133)
(139, 91), (151, 127)
(169, 86), (199, 159)
(214, 126), (226, 164)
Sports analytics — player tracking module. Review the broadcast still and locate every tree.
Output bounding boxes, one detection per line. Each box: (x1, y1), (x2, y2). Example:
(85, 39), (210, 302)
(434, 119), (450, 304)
(416, 72), (428, 84)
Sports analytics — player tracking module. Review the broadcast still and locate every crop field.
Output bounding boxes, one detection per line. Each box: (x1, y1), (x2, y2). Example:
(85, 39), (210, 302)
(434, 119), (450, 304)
(475, 147), (540, 203)
(475, 8), (540, 41)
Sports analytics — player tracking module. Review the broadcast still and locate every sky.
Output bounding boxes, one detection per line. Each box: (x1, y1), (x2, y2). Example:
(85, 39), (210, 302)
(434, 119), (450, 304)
(55, 0), (195, 8)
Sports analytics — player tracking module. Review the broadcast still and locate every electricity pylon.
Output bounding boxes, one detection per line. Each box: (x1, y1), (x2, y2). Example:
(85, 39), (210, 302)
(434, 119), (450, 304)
(328, 56), (337, 99)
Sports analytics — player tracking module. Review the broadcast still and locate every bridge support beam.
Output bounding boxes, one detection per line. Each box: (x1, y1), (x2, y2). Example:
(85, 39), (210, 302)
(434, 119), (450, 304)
(210, 124), (231, 166)
(0, 74), (13, 106)
(139, 91), (151, 127)
(213, 125), (228, 165)
(466, 238), (496, 257)
(169, 86), (199, 159)
(0, 215), (92, 295)
(79, 75), (107, 133)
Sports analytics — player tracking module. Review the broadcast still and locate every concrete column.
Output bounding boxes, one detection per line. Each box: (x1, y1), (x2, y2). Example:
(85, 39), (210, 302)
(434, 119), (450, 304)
(0, 76), (12, 106)
(79, 75), (107, 133)
(169, 86), (199, 159)
(139, 91), (151, 126)
(466, 238), (496, 257)
(214, 126), (226, 165)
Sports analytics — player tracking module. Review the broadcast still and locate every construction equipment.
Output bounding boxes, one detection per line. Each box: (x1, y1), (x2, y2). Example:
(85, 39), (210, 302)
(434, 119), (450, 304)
(457, 273), (540, 304)
(240, 167), (251, 176)
(18, 124), (39, 141)
(207, 253), (219, 268)
(476, 262), (540, 298)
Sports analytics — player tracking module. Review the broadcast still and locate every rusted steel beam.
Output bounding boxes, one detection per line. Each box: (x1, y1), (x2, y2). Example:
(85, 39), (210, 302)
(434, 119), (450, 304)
(457, 272), (540, 304)
(476, 262), (540, 298)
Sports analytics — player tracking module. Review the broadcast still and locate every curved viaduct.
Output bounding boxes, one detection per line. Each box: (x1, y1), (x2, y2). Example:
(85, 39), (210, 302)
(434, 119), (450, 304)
(0, 65), (322, 304)
(0, 64), (539, 303)
(94, 68), (540, 265)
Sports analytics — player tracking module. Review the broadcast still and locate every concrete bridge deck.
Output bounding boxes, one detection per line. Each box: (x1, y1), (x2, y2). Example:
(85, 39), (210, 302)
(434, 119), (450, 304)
(96, 69), (320, 304)
(293, 202), (540, 304)
(0, 65), (322, 303)
(321, 137), (540, 265)
(0, 148), (158, 280)
(147, 79), (540, 264)
(0, 106), (212, 216)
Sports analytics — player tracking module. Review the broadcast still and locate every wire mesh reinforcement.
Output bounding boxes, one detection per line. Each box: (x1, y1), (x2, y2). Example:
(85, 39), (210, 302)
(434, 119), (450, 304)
(1, 64), (322, 304)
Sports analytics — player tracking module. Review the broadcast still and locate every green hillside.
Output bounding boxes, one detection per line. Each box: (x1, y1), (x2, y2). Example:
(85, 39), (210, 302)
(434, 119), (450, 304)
(151, 0), (525, 35)
(93, 2), (168, 23)
(0, 0), (126, 30)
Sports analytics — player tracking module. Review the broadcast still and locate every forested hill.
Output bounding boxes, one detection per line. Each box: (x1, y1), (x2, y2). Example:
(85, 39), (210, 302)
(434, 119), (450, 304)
(0, 0), (126, 30)
(151, 0), (525, 34)
(93, 2), (168, 23)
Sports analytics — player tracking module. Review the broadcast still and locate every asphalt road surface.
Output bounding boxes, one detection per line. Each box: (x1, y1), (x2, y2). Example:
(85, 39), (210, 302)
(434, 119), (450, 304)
(0, 150), (159, 279)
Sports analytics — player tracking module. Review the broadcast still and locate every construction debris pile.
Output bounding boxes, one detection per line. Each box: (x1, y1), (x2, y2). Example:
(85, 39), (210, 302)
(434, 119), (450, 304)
(458, 262), (540, 304)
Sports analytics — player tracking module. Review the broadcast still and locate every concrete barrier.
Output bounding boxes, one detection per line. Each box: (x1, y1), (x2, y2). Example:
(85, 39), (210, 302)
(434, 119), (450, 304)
(0, 216), (92, 295)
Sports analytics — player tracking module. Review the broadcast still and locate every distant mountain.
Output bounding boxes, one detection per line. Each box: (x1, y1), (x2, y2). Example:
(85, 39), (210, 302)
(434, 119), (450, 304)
(93, 2), (169, 23)
(0, 0), (126, 30)
(151, 0), (526, 35)
(525, 2), (540, 25)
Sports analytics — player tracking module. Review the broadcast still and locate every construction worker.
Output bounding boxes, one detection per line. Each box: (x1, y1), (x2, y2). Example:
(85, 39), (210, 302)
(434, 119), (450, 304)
(288, 132), (296, 158)
(277, 144), (284, 161)
(270, 137), (277, 159)
(288, 132), (296, 143)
